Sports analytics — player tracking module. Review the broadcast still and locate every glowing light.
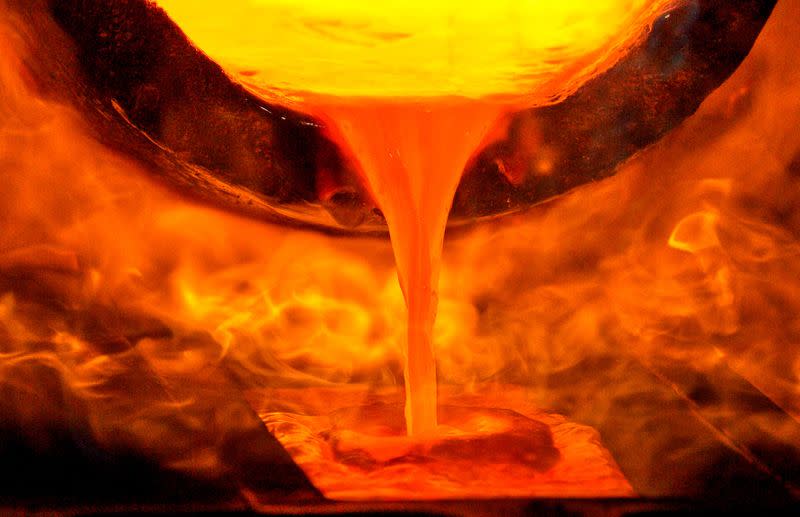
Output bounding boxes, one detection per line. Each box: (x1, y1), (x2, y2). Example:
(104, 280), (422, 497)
(2, 0), (799, 504)
(154, 0), (675, 436)
(156, 0), (672, 100)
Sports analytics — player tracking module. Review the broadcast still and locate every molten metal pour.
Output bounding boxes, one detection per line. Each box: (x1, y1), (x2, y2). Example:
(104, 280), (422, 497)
(314, 100), (503, 434)
(1, 0), (797, 509)
(155, 0), (675, 439)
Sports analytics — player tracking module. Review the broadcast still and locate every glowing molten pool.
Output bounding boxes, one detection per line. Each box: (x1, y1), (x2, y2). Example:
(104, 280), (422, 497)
(249, 385), (633, 500)
(154, 0), (674, 100)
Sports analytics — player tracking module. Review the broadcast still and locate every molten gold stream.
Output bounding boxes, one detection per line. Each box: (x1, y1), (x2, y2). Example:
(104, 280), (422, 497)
(156, 0), (673, 438)
(314, 99), (503, 435)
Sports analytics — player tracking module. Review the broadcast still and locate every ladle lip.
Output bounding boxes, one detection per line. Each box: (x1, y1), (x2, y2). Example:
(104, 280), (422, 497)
(14, 0), (778, 237)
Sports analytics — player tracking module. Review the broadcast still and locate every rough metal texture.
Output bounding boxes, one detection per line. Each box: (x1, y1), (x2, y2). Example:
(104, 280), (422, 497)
(19, 0), (375, 233)
(453, 0), (778, 221)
